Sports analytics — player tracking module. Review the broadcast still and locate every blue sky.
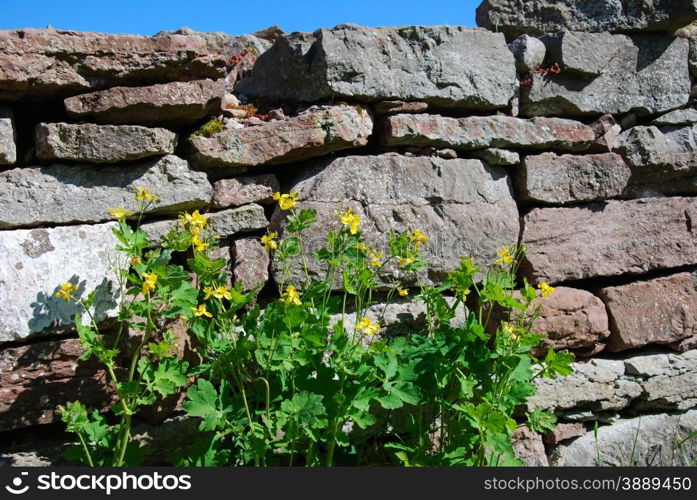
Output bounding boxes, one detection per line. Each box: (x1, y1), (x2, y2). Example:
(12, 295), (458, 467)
(0, 0), (479, 36)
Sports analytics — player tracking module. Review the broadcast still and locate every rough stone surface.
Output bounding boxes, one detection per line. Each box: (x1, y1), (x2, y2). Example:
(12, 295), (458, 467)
(529, 350), (697, 415)
(0, 338), (112, 432)
(189, 105), (372, 171)
(0, 155), (212, 229)
(0, 28), (227, 101)
(476, 0), (697, 38)
(142, 204), (268, 245)
(212, 174), (280, 208)
(372, 101), (429, 115)
(381, 114), (594, 152)
(64, 79), (224, 126)
(35, 122), (177, 163)
(551, 410), (697, 466)
(512, 426), (549, 466)
(236, 25), (517, 111)
(522, 197), (697, 284)
(518, 152), (631, 204)
(530, 287), (610, 356)
(0, 106), (16, 165)
(544, 423), (586, 445)
(521, 32), (691, 118)
(614, 125), (697, 194)
(508, 35), (546, 74)
(600, 273), (697, 352)
(232, 238), (269, 291)
(271, 155), (519, 287)
(472, 148), (520, 166)
(0, 222), (121, 342)
(588, 114), (622, 153)
(652, 108), (697, 126)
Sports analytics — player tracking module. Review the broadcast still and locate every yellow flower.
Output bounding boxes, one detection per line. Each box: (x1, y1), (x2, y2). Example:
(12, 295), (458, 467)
(501, 321), (519, 342)
(261, 232), (278, 252)
(356, 316), (380, 336)
(191, 233), (208, 252)
(179, 210), (208, 230)
(398, 257), (414, 268)
(273, 192), (300, 210)
(191, 304), (212, 318)
(356, 242), (369, 252)
(495, 246), (513, 265)
(130, 256), (141, 267)
(396, 285), (408, 297)
(134, 187), (156, 201)
(281, 285), (302, 306)
(338, 208), (361, 234)
(203, 286), (215, 300)
(141, 272), (157, 295)
(108, 206), (133, 221)
(55, 282), (78, 301)
(369, 250), (384, 268)
(538, 281), (555, 299)
(213, 286), (232, 301)
(409, 229), (429, 249)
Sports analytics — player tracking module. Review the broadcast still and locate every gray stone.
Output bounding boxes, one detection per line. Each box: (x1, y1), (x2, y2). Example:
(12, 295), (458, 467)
(0, 222), (121, 342)
(212, 174), (280, 208)
(270, 155), (519, 287)
(521, 32), (691, 118)
(372, 101), (429, 115)
(522, 197), (697, 284)
(236, 25), (517, 111)
(189, 105), (372, 171)
(142, 204), (268, 245)
(544, 423), (586, 445)
(472, 148), (520, 166)
(0, 28), (227, 101)
(518, 152), (631, 205)
(508, 35), (546, 74)
(652, 108), (697, 126)
(476, 0), (697, 38)
(0, 106), (16, 164)
(0, 155), (213, 229)
(614, 125), (697, 194)
(600, 273), (697, 352)
(232, 238), (269, 291)
(529, 350), (697, 416)
(381, 114), (594, 151)
(551, 410), (697, 466)
(64, 79), (224, 126)
(35, 122), (177, 163)
(588, 114), (621, 153)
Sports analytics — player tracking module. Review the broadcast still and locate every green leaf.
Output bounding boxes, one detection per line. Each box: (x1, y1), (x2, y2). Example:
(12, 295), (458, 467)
(184, 379), (228, 432)
(279, 391), (328, 431)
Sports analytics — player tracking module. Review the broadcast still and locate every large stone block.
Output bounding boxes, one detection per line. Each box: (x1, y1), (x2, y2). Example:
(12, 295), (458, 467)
(35, 122), (177, 163)
(0, 222), (121, 343)
(517, 152), (631, 205)
(0, 338), (112, 432)
(236, 25), (517, 111)
(189, 105), (372, 171)
(0, 106), (16, 165)
(529, 350), (697, 416)
(0, 28), (227, 100)
(551, 410), (697, 466)
(64, 79), (224, 126)
(270, 155), (519, 287)
(520, 32), (691, 118)
(476, 0), (697, 38)
(212, 174), (280, 208)
(599, 273), (697, 352)
(0, 155), (212, 229)
(381, 114), (593, 152)
(522, 197), (697, 284)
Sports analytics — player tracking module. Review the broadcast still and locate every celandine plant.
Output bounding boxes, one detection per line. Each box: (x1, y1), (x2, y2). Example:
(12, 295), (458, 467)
(58, 188), (574, 467)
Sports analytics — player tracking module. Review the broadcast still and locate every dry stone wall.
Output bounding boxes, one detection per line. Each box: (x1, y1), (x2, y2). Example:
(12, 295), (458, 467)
(2, 1), (697, 466)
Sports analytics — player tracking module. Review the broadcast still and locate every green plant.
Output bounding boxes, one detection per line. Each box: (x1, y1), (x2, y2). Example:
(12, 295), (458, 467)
(59, 188), (574, 467)
(190, 117), (225, 138)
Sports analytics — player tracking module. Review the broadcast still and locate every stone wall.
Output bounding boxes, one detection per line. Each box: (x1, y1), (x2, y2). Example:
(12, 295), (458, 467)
(2, 2), (697, 466)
